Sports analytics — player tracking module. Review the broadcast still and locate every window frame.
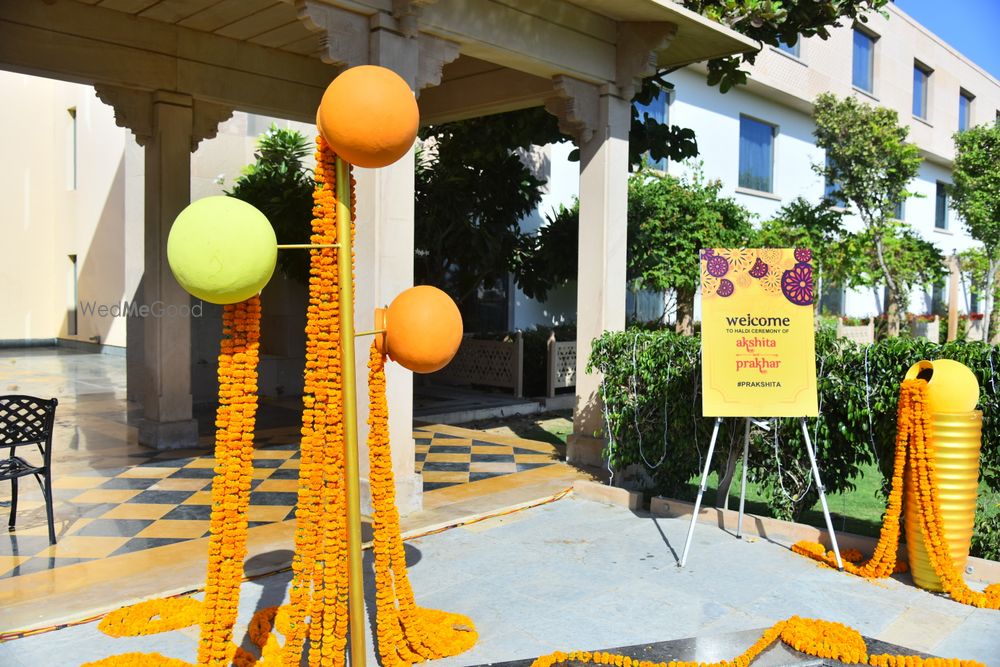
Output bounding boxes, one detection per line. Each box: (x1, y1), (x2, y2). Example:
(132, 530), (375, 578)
(912, 61), (932, 121)
(776, 38), (801, 59)
(633, 88), (672, 171)
(823, 154), (847, 209)
(892, 198), (905, 221)
(738, 114), (778, 194)
(958, 89), (975, 131)
(852, 27), (878, 95)
(935, 181), (949, 230)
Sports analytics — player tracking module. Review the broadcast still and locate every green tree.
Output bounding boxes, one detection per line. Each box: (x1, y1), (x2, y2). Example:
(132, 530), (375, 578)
(628, 167), (755, 333)
(226, 126), (314, 284)
(959, 247), (1000, 341)
(837, 223), (945, 322)
(513, 167), (756, 333)
(812, 93), (924, 335)
(415, 110), (556, 327)
(514, 202), (579, 303)
(951, 124), (1000, 342)
(755, 197), (848, 311)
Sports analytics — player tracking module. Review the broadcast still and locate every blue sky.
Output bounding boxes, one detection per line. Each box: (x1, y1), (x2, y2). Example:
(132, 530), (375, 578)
(894, 0), (1000, 80)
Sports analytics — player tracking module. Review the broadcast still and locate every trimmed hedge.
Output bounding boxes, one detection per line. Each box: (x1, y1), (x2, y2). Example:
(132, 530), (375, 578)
(589, 328), (1000, 559)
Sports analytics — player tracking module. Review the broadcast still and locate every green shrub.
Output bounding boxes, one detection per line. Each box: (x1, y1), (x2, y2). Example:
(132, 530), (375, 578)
(589, 329), (1000, 558)
(972, 493), (1000, 561)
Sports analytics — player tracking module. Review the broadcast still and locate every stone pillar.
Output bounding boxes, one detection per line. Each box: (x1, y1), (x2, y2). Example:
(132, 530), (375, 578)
(546, 79), (630, 467)
(95, 86), (231, 449)
(138, 92), (198, 448)
(349, 12), (458, 514)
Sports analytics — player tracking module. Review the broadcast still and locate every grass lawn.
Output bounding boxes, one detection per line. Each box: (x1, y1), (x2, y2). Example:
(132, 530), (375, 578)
(683, 462), (887, 538)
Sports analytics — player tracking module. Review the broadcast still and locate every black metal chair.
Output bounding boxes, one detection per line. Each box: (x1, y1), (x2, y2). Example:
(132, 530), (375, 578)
(0, 396), (58, 545)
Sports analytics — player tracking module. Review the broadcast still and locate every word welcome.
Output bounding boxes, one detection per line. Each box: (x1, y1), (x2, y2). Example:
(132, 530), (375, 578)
(79, 300), (204, 318)
(725, 314), (791, 327)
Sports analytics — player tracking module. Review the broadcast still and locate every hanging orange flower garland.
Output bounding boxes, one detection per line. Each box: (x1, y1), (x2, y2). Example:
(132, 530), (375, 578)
(282, 136), (352, 667)
(197, 296), (263, 666)
(907, 384), (1000, 608)
(793, 380), (1000, 609)
(529, 616), (984, 667)
(366, 342), (478, 667)
(792, 381), (913, 579)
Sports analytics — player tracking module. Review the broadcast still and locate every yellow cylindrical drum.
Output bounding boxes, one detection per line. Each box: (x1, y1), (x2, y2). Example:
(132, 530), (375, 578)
(902, 358), (982, 592)
(904, 410), (982, 591)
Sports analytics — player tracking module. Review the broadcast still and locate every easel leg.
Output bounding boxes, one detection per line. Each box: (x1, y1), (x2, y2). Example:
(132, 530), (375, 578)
(679, 417), (723, 568)
(800, 418), (844, 571)
(736, 418), (751, 539)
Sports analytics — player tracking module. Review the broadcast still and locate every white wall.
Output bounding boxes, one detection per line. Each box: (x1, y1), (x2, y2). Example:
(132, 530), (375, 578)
(510, 141), (579, 330)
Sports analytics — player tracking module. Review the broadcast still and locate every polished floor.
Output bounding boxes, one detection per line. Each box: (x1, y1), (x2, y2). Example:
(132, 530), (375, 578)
(0, 347), (561, 581)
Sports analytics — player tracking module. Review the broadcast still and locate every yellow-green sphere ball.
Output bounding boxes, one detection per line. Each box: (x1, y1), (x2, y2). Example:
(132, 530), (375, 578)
(167, 196), (277, 304)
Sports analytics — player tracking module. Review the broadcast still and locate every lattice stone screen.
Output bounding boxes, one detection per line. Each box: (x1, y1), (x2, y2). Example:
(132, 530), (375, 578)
(546, 335), (577, 398)
(836, 318), (875, 345)
(431, 332), (523, 398)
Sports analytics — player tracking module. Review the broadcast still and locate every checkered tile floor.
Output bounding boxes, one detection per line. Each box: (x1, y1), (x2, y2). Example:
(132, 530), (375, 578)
(1, 426), (560, 578)
(414, 428), (560, 491)
(1, 430), (301, 579)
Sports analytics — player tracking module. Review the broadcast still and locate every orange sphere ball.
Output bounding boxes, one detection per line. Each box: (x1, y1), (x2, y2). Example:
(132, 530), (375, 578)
(379, 286), (463, 374)
(317, 65), (419, 168)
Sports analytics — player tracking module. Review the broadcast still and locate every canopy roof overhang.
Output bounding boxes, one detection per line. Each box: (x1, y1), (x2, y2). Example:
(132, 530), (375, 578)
(0, 0), (757, 125)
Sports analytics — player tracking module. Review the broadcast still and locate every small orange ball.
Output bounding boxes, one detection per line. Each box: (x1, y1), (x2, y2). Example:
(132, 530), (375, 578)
(317, 65), (419, 168)
(377, 286), (462, 374)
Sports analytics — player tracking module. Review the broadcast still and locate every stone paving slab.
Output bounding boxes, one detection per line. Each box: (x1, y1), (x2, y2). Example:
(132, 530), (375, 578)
(2, 497), (997, 666)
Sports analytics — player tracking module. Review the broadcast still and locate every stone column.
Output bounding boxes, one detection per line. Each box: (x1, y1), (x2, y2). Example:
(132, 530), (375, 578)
(327, 9), (457, 514)
(95, 87), (231, 449)
(546, 78), (630, 467)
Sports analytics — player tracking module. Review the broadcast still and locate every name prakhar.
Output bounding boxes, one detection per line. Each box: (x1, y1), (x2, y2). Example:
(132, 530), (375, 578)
(735, 335), (781, 379)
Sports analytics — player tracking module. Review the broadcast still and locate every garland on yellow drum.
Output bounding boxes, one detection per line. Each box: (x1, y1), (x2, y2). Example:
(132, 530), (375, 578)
(367, 342), (478, 666)
(529, 616), (984, 667)
(793, 379), (1000, 609)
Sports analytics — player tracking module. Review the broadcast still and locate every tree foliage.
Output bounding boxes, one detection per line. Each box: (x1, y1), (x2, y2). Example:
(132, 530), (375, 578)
(512, 167), (756, 332)
(226, 127), (314, 284)
(513, 202), (579, 302)
(681, 0), (890, 94)
(627, 167), (755, 333)
(630, 0), (890, 161)
(414, 110), (558, 324)
(951, 123), (1000, 341)
(838, 223), (946, 305)
(756, 197), (848, 306)
(812, 93), (926, 334)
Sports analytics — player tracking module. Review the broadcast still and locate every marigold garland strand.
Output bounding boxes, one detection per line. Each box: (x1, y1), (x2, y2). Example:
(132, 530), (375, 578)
(793, 380), (999, 609)
(197, 296), (263, 666)
(528, 616), (984, 667)
(284, 136), (351, 667)
(367, 343), (478, 667)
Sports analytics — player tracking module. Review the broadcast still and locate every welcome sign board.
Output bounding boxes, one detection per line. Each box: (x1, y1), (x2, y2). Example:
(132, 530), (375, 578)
(700, 248), (818, 417)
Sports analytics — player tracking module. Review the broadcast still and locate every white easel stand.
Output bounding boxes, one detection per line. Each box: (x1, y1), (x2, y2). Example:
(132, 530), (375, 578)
(678, 416), (843, 571)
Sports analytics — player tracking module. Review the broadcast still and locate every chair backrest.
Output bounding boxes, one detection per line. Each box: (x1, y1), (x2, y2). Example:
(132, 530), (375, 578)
(0, 396), (58, 463)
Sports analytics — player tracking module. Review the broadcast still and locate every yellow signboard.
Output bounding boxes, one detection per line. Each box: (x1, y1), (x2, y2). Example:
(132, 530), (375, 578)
(700, 248), (818, 417)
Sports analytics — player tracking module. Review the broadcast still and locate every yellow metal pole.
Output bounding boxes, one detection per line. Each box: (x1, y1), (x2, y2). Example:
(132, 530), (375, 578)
(335, 155), (367, 667)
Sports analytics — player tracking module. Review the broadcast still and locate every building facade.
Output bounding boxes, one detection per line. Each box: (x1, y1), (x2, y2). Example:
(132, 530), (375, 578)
(516, 3), (1000, 324)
